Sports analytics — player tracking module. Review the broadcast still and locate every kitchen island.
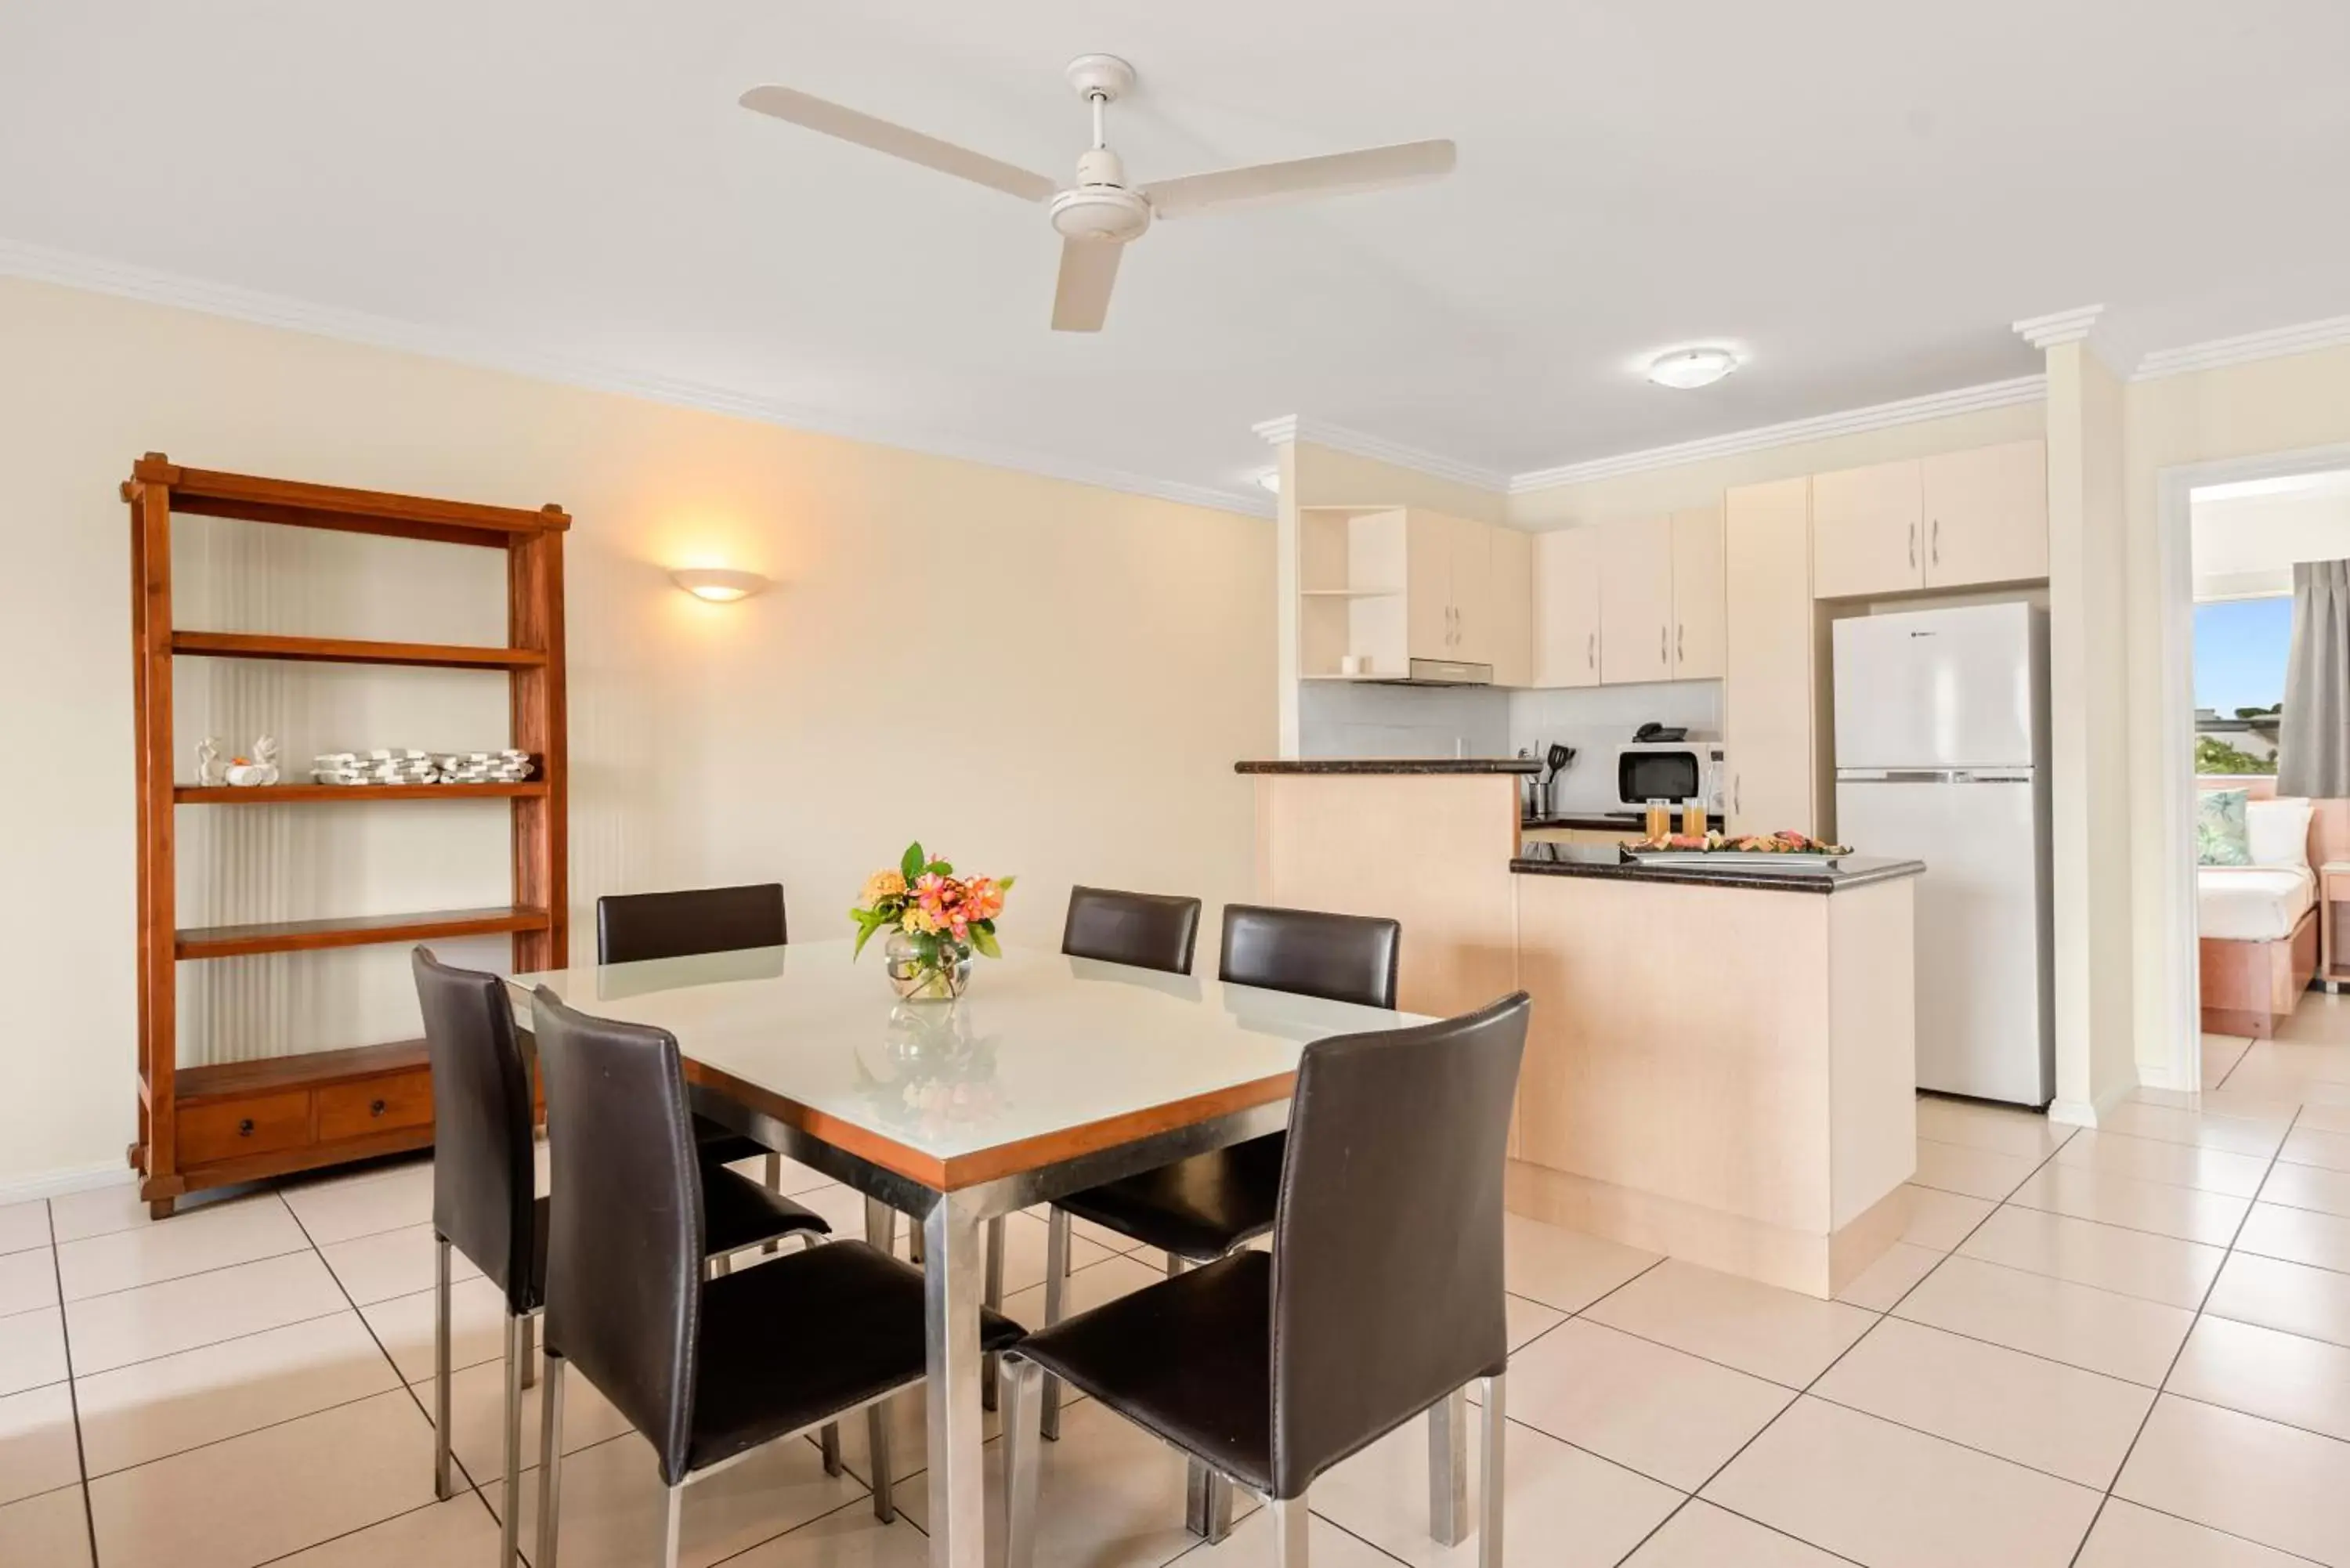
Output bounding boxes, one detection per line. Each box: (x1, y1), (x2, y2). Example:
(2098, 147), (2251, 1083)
(1242, 761), (1923, 1299)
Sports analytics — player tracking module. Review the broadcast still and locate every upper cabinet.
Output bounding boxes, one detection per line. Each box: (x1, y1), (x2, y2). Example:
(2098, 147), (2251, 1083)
(1407, 509), (1518, 668)
(1669, 506), (1726, 679)
(1723, 477), (1820, 836)
(1597, 517), (1674, 684)
(1531, 528), (1600, 688)
(1488, 526), (1532, 688)
(1296, 505), (1528, 681)
(1810, 439), (2048, 598)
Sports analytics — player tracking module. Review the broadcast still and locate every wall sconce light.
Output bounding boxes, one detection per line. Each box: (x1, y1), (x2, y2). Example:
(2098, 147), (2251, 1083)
(670, 568), (772, 603)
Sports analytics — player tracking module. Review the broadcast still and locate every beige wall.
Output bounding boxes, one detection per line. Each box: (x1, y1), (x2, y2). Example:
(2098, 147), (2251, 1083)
(0, 276), (1275, 1194)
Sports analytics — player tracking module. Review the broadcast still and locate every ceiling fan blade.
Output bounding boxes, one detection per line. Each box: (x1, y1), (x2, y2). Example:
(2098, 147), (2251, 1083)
(1050, 238), (1123, 332)
(1145, 139), (1455, 219)
(738, 85), (1056, 203)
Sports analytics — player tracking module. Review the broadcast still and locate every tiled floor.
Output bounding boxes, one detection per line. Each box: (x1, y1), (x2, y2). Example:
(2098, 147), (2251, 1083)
(13, 1014), (2350, 1565)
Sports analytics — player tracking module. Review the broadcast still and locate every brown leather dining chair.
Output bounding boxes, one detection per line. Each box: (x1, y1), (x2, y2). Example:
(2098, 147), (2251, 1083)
(411, 949), (830, 1568)
(527, 988), (1023, 1568)
(1061, 884), (1204, 972)
(999, 992), (1529, 1568)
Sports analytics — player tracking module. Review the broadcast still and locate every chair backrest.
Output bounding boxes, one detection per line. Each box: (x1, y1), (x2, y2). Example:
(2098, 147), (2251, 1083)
(531, 988), (707, 1486)
(598, 883), (786, 966)
(1061, 885), (1202, 974)
(1267, 992), (1529, 1500)
(411, 948), (537, 1312)
(1219, 903), (1401, 1010)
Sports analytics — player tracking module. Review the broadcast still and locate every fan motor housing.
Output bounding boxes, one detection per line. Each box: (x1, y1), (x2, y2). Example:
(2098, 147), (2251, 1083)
(1050, 182), (1151, 243)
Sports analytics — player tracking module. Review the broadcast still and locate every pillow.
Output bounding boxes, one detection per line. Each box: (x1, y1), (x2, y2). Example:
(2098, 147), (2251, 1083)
(2247, 797), (2314, 868)
(2196, 789), (2253, 866)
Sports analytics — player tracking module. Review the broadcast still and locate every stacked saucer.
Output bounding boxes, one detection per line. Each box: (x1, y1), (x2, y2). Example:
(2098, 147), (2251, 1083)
(311, 749), (439, 786)
(435, 750), (535, 784)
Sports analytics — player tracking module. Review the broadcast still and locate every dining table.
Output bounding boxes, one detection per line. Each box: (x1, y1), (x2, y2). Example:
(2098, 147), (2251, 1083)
(508, 936), (1417, 1568)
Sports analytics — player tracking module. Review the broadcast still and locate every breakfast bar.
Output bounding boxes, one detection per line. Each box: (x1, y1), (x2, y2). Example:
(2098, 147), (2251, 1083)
(1241, 759), (1925, 1297)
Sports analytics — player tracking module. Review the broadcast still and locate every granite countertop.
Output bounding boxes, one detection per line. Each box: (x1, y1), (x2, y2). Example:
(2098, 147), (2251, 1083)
(1510, 841), (1926, 894)
(1235, 758), (1542, 775)
(1524, 811), (1727, 833)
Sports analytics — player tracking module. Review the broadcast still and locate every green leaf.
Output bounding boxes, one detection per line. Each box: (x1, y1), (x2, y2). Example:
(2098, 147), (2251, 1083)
(997, 875), (1017, 891)
(931, 860), (953, 876)
(901, 842), (924, 882)
(851, 916), (880, 959)
(969, 923), (1001, 959)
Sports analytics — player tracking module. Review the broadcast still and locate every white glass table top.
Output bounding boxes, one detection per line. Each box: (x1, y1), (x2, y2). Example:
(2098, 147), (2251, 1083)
(510, 939), (1419, 1189)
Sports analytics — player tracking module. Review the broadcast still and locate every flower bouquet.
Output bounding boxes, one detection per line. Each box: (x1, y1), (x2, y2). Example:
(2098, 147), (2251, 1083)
(850, 843), (1013, 1001)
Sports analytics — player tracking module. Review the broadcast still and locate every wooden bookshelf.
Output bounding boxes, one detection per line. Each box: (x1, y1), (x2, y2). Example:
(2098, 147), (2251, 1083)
(125, 453), (569, 1217)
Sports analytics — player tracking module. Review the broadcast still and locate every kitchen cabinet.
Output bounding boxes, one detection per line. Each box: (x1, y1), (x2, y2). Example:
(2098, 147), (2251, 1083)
(1724, 476), (1820, 836)
(1670, 505), (1726, 679)
(1449, 515), (1497, 663)
(1810, 459), (1923, 599)
(1488, 526), (1532, 687)
(1404, 510), (1527, 678)
(1531, 528), (1601, 688)
(1922, 439), (2047, 587)
(1598, 515), (1675, 685)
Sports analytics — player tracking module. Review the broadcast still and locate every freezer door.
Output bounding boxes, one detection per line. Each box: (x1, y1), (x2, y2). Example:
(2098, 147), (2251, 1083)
(1837, 774), (2050, 1105)
(1832, 604), (2038, 769)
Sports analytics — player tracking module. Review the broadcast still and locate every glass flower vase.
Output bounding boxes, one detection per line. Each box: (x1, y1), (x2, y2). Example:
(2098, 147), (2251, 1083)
(883, 930), (974, 1002)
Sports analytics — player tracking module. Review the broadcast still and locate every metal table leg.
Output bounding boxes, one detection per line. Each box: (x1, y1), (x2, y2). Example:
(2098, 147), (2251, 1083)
(924, 1193), (986, 1568)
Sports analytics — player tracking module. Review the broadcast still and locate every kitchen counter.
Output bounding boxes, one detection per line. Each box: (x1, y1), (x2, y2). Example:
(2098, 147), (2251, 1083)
(1235, 757), (1541, 775)
(1524, 811), (1726, 834)
(1513, 841), (1925, 894)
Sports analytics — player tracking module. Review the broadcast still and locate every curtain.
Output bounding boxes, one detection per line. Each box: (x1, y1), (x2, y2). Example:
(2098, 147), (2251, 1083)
(2278, 560), (2350, 797)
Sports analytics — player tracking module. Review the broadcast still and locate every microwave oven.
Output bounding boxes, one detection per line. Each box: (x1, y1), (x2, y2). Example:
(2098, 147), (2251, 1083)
(1615, 742), (1726, 811)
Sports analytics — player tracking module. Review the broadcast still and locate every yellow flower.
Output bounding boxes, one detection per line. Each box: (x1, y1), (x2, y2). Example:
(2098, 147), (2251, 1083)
(901, 905), (938, 934)
(862, 869), (907, 906)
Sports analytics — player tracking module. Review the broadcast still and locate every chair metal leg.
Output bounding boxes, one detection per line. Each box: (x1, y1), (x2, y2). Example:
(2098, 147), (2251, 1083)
(819, 1421), (843, 1476)
(1271, 1495), (1310, 1568)
(432, 1236), (454, 1501)
(763, 1151), (784, 1253)
(1478, 1374), (1506, 1568)
(500, 1312), (528, 1568)
(537, 1352), (567, 1568)
(1039, 1207), (1070, 1440)
(1166, 1253), (1188, 1277)
(518, 1310), (537, 1391)
(660, 1481), (686, 1568)
(1429, 1386), (1469, 1547)
(864, 1196), (895, 1252)
(1000, 1356), (1044, 1568)
(1184, 1465), (1233, 1542)
(982, 1216), (1007, 1411)
(866, 1393), (897, 1523)
(907, 1221), (924, 1266)
(711, 1252), (732, 1277)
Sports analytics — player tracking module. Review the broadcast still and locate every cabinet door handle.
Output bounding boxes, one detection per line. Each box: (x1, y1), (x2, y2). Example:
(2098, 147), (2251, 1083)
(1659, 626), (1667, 665)
(1586, 631), (1596, 670)
(1932, 518), (1940, 565)
(1733, 775), (1742, 815)
(1677, 624), (1685, 664)
(237, 1118), (255, 1137)
(368, 1098), (388, 1118)
(1909, 523), (1918, 569)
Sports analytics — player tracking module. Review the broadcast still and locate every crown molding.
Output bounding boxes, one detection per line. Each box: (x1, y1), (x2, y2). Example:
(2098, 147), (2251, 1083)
(1507, 374), (2048, 493)
(1252, 414), (1512, 493)
(2133, 312), (2350, 382)
(0, 235), (1274, 522)
(2012, 304), (2106, 350)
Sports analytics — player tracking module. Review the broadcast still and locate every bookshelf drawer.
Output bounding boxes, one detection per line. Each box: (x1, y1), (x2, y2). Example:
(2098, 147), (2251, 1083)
(181, 1091), (313, 1165)
(317, 1071), (433, 1141)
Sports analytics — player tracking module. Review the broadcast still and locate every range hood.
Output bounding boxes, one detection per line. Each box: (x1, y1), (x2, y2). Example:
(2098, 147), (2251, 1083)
(1371, 658), (1492, 687)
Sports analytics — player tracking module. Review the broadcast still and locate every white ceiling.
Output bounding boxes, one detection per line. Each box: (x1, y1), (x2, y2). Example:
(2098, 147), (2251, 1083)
(5, 1), (2347, 511)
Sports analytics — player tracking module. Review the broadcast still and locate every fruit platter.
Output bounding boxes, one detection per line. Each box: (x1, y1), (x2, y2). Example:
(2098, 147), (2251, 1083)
(1619, 829), (1853, 866)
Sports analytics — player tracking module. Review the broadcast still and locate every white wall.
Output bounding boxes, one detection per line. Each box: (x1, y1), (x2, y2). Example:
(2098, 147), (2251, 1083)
(0, 276), (1276, 1194)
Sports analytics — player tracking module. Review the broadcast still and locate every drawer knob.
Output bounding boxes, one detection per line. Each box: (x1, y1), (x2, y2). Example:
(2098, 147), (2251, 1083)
(237, 1118), (255, 1136)
(369, 1098), (388, 1118)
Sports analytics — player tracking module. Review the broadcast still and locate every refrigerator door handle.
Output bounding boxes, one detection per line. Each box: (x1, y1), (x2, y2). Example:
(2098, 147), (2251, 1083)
(1838, 768), (1960, 784)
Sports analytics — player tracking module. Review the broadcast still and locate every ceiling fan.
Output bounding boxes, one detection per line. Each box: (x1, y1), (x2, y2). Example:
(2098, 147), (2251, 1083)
(739, 54), (1455, 332)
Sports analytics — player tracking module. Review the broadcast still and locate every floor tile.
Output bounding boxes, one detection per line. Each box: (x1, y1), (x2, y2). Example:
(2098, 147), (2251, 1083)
(317, 1223), (483, 1308)
(2055, 1130), (2271, 1198)
(998, 1252), (1174, 1336)
(992, 1211), (1118, 1298)
(1621, 1501), (1850, 1566)
(0, 1308), (68, 1396)
(2206, 1250), (2350, 1349)
(1899, 1185), (1995, 1252)
(280, 1161), (436, 1246)
(268, 1494), (508, 1567)
(2115, 1394), (2350, 1566)
(1314, 1404), (1681, 1568)
(2008, 1162), (2251, 1245)
(1504, 1292), (1567, 1351)
(2098, 1100), (2289, 1158)
(1914, 1096), (2071, 1160)
(2204, 1035), (2254, 1086)
(0, 1250), (56, 1317)
(1813, 1317), (2153, 1489)
(1957, 1204), (2226, 1309)
(1501, 1214), (1661, 1313)
(45, 1180), (262, 1245)
(74, 1310), (399, 1477)
(823, 1379), (1002, 1493)
(1582, 1259), (1875, 1388)
(0, 1483), (92, 1567)
(2260, 1159), (2350, 1219)
(2283, 1125), (2350, 1174)
(1703, 1395), (2099, 1567)
(1503, 1317), (1792, 1490)
(2169, 1313), (2350, 1445)
(87, 1387), (441, 1568)
(2237, 1201), (2350, 1275)
(421, 1347), (634, 1482)
(0, 1382), (79, 1507)
(719, 1502), (935, 1568)
(360, 1274), (517, 1383)
(2074, 1498), (2312, 1567)
(66, 1250), (349, 1376)
(1911, 1137), (2041, 1201)
(1835, 1241), (1943, 1311)
(2202, 1087), (2316, 1127)
(1891, 1254), (2195, 1386)
(1200, 1502), (1402, 1568)
(0, 1202), (46, 1257)
(2301, 1102), (2350, 1136)
(55, 1194), (307, 1302)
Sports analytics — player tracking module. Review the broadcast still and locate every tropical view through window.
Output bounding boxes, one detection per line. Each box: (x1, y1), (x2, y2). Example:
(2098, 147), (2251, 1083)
(2194, 595), (2292, 773)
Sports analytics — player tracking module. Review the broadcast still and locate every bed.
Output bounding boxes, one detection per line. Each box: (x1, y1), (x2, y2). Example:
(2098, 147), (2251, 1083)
(2196, 777), (2348, 1038)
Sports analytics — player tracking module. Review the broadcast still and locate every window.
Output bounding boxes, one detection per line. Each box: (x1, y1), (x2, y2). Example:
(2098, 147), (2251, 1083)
(2193, 595), (2290, 775)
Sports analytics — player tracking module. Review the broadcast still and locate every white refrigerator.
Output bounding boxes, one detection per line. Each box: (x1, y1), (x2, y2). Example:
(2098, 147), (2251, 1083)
(1833, 603), (2054, 1106)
